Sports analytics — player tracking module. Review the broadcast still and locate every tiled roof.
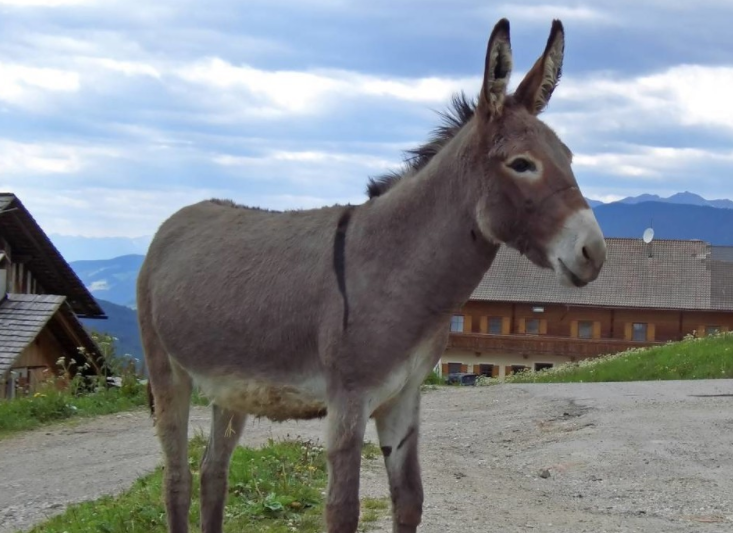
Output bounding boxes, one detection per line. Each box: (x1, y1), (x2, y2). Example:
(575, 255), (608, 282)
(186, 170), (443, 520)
(470, 238), (733, 311)
(712, 246), (733, 262)
(0, 294), (65, 376)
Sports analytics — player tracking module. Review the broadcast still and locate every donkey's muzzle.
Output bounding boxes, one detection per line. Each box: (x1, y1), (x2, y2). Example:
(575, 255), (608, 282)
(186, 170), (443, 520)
(550, 208), (607, 288)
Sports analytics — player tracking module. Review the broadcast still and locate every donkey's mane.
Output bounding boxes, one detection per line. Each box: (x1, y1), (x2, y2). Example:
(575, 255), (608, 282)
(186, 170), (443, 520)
(366, 91), (477, 199)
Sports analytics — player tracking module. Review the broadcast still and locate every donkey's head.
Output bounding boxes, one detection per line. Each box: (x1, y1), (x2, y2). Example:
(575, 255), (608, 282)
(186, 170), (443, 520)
(470, 18), (606, 287)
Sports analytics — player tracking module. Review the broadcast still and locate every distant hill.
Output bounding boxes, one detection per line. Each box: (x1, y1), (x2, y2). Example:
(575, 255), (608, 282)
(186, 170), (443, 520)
(81, 298), (142, 362)
(69, 254), (145, 309)
(593, 202), (733, 244)
(615, 191), (733, 209)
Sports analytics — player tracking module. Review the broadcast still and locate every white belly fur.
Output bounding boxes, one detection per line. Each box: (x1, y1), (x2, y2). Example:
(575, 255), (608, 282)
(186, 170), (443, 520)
(188, 339), (438, 421)
(191, 372), (328, 421)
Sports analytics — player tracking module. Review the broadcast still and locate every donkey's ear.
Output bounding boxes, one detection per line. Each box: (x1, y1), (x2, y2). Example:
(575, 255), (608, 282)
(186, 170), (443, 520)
(478, 18), (513, 118)
(513, 19), (564, 115)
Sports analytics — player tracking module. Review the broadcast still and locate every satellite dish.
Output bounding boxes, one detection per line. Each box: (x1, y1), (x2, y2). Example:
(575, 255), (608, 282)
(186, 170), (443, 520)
(643, 227), (655, 244)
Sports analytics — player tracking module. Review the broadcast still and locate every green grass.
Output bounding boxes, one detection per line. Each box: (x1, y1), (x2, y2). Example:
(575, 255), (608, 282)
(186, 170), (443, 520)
(0, 382), (147, 440)
(0, 377), (228, 441)
(489, 332), (733, 384)
(23, 433), (389, 533)
(358, 498), (390, 532)
(422, 370), (443, 386)
(361, 441), (382, 461)
(191, 388), (212, 407)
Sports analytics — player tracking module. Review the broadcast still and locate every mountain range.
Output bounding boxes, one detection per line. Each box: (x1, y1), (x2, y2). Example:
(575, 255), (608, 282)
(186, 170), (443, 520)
(615, 191), (733, 209)
(70, 254), (145, 309)
(65, 192), (733, 362)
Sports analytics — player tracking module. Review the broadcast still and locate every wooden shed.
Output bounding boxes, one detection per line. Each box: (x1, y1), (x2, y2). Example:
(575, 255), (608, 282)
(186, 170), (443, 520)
(0, 193), (107, 399)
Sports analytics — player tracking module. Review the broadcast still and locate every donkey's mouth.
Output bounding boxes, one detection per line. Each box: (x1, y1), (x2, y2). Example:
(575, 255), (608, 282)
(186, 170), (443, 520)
(558, 259), (588, 288)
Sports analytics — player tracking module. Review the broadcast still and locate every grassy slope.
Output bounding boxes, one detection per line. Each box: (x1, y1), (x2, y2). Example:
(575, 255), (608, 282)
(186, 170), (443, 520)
(495, 332), (733, 384)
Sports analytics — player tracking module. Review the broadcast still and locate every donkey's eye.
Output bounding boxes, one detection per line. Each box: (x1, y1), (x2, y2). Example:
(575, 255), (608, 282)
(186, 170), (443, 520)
(508, 158), (536, 173)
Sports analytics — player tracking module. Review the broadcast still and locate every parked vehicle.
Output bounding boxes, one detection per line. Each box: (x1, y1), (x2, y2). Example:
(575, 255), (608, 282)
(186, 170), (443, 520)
(445, 372), (478, 386)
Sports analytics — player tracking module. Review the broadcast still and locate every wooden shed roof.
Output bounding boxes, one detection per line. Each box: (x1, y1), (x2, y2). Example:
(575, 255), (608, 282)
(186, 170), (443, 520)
(0, 294), (105, 377)
(0, 194), (105, 319)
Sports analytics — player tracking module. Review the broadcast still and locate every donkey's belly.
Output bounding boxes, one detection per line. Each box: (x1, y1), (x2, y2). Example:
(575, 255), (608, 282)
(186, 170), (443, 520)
(192, 373), (327, 422)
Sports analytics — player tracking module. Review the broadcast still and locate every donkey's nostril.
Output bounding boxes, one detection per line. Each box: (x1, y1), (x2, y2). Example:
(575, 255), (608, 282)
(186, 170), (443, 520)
(581, 237), (608, 270)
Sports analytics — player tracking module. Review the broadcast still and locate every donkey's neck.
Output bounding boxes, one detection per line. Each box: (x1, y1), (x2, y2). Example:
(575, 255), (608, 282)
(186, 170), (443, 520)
(356, 123), (499, 319)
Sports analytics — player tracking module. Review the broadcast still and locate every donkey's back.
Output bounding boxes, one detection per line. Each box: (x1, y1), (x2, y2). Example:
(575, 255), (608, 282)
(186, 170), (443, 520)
(138, 199), (346, 420)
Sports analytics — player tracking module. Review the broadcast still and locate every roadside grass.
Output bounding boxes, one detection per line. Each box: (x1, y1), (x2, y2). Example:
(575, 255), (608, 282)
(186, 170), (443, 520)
(0, 369), (213, 440)
(482, 331), (733, 385)
(0, 377), (147, 440)
(22, 432), (389, 533)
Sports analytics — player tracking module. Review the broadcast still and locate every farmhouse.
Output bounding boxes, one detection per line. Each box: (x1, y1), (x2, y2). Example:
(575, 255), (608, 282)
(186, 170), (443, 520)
(0, 193), (107, 399)
(442, 238), (733, 379)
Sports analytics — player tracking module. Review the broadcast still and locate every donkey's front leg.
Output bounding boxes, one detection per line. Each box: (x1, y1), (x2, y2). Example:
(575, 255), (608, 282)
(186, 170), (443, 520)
(374, 385), (423, 533)
(325, 394), (368, 533)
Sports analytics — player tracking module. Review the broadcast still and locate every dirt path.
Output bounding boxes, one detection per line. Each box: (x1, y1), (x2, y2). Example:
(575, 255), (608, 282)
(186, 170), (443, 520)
(1, 380), (732, 533)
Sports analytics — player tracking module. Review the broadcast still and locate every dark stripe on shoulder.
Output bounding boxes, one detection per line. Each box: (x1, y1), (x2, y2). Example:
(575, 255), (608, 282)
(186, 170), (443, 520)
(333, 206), (354, 330)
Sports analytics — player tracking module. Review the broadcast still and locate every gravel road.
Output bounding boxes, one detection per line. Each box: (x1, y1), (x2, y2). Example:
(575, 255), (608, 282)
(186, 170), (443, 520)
(1, 380), (732, 533)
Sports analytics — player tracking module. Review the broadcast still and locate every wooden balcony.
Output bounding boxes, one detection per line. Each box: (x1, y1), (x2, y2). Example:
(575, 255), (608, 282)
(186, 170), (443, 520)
(447, 332), (664, 359)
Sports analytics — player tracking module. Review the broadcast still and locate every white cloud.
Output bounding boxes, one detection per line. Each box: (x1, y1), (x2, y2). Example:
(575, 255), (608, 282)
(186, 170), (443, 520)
(0, 0), (96, 5)
(0, 63), (79, 106)
(215, 150), (397, 169)
(84, 58), (161, 79)
(87, 280), (110, 291)
(554, 65), (733, 134)
(586, 193), (625, 204)
(176, 57), (479, 117)
(211, 149), (402, 191)
(574, 145), (733, 180)
(0, 140), (120, 175)
(5, 185), (364, 238)
(496, 3), (613, 23)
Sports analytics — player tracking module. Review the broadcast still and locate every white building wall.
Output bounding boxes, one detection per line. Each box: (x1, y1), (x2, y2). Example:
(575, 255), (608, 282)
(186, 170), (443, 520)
(441, 348), (573, 378)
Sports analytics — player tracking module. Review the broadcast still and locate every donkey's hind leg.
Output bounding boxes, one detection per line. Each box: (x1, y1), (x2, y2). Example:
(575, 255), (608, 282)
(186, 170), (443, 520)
(146, 344), (193, 533)
(374, 385), (423, 533)
(200, 404), (246, 533)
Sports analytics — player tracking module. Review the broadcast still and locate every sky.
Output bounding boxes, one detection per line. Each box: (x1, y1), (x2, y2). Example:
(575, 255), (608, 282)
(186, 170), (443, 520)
(2, 0), (733, 239)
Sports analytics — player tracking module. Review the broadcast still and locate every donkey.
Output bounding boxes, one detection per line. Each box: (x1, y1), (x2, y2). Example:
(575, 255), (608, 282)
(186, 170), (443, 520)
(138, 17), (606, 533)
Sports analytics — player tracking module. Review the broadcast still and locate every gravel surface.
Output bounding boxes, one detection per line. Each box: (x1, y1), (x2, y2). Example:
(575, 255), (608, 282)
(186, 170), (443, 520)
(1, 380), (732, 533)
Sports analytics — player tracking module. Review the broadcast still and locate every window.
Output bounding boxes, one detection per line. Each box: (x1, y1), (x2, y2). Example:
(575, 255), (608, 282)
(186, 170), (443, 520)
(450, 315), (464, 333)
(488, 317), (502, 335)
(510, 365), (529, 374)
(706, 326), (721, 336)
(578, 320), (593, 339)
(632, 322), (647, 342)
(477, 364), (494, 377)
(447, 362), (462, 374)
(534, 362), (554, 372)
(525, 318), (540, 335)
